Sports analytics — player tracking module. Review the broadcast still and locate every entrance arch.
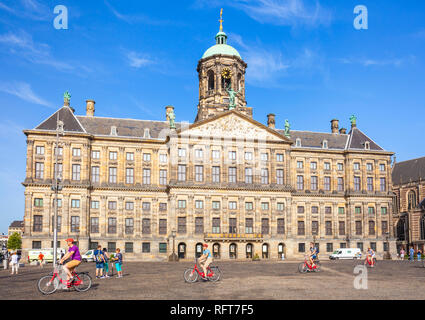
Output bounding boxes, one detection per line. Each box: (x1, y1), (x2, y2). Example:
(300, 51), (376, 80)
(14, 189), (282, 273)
(195, 243), (203, 258)
(278, 243), (286, 260)
(213, 243), (221, 259)
(262, 243), (269, 259)
(178, 242), (186, 259)
(246, 243), (253, 259)
(229, 243), (237, 259)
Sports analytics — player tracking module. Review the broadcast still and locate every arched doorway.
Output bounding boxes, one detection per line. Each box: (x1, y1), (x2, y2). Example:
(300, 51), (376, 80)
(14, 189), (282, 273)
(421, 215), (425, 240)
(195, 243), (203, 258)
(278, 243), (286, 260)
(178, 242), (186, 259)
(229, 243), (237, 259)
(246, 243), (253, 259)
(262, 243), (269, 259)
(213, 243), (221, 259)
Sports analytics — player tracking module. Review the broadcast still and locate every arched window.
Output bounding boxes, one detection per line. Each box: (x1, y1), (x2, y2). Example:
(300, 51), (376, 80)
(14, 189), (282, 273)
(408, 191), (417, 210)
(237, 73), (242, 91)
(322, 140), (328, 149)
(421, 216), (425, 240)
(296, 138), (302, 147)
(365, 141), (370, 150)
(207, 70), (215, 91)
(222, 76), (231, 91)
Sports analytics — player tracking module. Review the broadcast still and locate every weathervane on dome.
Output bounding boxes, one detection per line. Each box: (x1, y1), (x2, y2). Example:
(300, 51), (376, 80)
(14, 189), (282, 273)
(63, 91), (71, 106)
(219, 8), (223, 31)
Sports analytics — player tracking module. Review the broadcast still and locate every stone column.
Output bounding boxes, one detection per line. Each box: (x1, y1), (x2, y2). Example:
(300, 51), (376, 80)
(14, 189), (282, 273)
(26, 140), (34, 180)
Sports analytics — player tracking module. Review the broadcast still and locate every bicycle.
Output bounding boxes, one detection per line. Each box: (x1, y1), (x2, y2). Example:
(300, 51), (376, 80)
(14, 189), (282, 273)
(184, 258), (221, 283)
(363, 256), (377, 268)
(298, 255), (321, 273)
(37, 263), (92, 295)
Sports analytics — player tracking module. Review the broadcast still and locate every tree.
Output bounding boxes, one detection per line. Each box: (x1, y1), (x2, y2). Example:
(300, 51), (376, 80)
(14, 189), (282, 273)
(7, 232), (22, 251)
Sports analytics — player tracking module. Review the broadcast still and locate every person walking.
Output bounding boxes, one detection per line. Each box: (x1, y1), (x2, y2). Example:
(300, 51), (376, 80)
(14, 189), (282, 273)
(102, 248), (110, 278)
(9, 252), (19, 275)
(418, 249), (422, 261)
(113, 248), (123, 278)
(94, 245), (105, 279)
(400, 248), (405, 260)
(38, 252), (44, 268)
(409, 247), (415, 261)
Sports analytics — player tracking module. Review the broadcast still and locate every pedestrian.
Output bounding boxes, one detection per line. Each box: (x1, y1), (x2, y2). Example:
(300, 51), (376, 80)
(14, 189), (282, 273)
(102, 248), (110, 278)
(418, 249), (422, 261)
(113, 248), (123, 278)
(94, 245), (105, 279)
(60, 250), (65, 260)
(38, 252), (44, 268)
(400, 248), (405, 260)
(410, 247), (415, 261)
(9, 252), (19, 275)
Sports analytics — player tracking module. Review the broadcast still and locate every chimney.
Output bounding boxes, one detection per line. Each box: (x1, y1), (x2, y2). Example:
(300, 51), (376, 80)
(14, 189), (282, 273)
(267, 114), (275, 129)
(330, 119), (339, 134)
(165, 105), (174, 121)
(86, 100), (95, 117)
(339, 128), (347, 134)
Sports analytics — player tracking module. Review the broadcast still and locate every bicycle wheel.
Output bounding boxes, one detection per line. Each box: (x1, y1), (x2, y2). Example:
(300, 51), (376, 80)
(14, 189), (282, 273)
(208, 266), (221, 282)
(74, 273), (92, 292)
(298, 262), (307, 273)
(184, 268), (198, 283)
(37, 275), (59, 295)
(313, 263), (321, 272)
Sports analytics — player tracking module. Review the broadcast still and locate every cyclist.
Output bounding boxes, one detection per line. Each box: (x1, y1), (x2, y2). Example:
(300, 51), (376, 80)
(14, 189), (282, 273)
(308, 242), (317, 268)
(59, 238), (82, 286)
(198, 243), (213, 280)
(364, 247), (375, 267)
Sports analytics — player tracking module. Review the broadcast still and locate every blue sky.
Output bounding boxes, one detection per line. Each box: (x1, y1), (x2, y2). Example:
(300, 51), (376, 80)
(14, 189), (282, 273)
(0, 0), (424, 233)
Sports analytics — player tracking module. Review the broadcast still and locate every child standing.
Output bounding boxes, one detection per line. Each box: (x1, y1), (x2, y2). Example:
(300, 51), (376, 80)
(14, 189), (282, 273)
(113, 248), (123, 278)
(10, 252), (19, 275)
(102, 248), (110, 278)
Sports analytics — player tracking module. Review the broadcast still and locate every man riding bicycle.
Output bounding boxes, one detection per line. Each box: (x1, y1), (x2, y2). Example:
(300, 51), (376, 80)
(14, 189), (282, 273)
(198, 243), (213, 280)
(364, 247), (375, 267)
(59, 238), (82, 286)
(309, 242), (318, 268)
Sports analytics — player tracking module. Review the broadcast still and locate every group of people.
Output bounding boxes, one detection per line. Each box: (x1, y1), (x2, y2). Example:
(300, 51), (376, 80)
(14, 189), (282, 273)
(399, 247), (423, 261)
(93, 245), (123, 279)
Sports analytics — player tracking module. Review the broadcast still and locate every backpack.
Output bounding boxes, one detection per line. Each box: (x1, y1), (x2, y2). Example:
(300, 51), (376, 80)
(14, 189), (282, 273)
(95, 250), (104, 263)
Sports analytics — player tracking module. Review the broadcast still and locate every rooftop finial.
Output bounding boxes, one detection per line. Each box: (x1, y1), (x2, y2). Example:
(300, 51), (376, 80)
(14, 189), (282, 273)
(63, 91), (71, 106)
(219, 8), (223, 32)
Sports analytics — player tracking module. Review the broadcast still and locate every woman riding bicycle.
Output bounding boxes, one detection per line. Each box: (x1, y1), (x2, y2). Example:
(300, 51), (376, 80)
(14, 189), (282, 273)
(198, 244), (213, 280)
(309, 242), (317, 268)
(59, 238), (82, 285)
(364, 247), (375, 267)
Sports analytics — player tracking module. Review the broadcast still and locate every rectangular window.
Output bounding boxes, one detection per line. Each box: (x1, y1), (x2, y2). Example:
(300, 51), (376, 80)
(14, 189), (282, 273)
(228, 167), (237, 183)
(326, 243), (333, 253)
(370, 242), (377, 252)
(107, 217), (116, 233)
(53, 198), (62, 208)
(72, 148), (81, 157)
(142, 202), (151, 211)
(142, 219), (151, 234)
(245, 202), (253, 210)
(297, 221), (305, 235)
(212, 166), (220, 183)
(337, 177), (344, 191)
(35, 162), (44, 179)
(53, 163), (63, 180)
(91, 200), (99, 209)
(212, 218), (220, 233)
(125, 202), (134, 210)
(142, 243), (150, 253)
(178, 148), (186, 157)
(311, 176), (318, 190)
(339, 221), (345, 235)
(109, 151), (117, 160)
(195, 165), (204, 182)
(297, 175), (304, 190)
(261, 153), (268, 161)
(212, 150), (220, 159)
(311, 206), (319, 214)
(109, 167), (117, 183)
(108, 201), (117, 210)
(212, 201), (220, 210)
(354, 162), (360, 171)
(277, 218), (285, 234)
(277, 203), (285, 211)
(228, 201), (237, 210)
(195, 217), (204, 234)
(310, 162), (317, 170)
(143, 169), (151, 185)
(159, 203), (167, 211)
(229, 218), (237, 233)
(55, 147), (63, 156)
(380, 178), (386, 192)
(325, 206), (332, 214)
(195, 149), (203, 158)
(354, 176), (361, 191)
(245, 167), (253, 184)
(355, 206), (362, 214)
(35, 146), (45, 155)
(324, 162), (331, 171)
(324, 176), (331, 191)
(355, 221), (362, 235)
(337, 163), (343, 171)
(125, 218), (134, 234)
(159, 219), (167, 234)
(338, 207), (345, 215)
(159, 169), (167, 185)
(159, 243), (167, 253)
(160, 154), (168, 163)
(178, 165), (186, 181)
(126, 152), (134, 161)
(261, 168), (269, 184)
(32, 241), (42, 249)
(381, 207), (387, 215)
(312, 221), (319, 235)
(108, 242), (116, 253)
(367, 177), (374, 191)
(245, 218), (253, 234)
(276, 153), (284, 162)
(245, 152), (253, 161)
(276, 169), (284, 185)
(368, 207), (375, 215)
(261, 218), (269, 234)
(369, 221), (375, 235)
(91, 166), (100, 183)
(382, 221), (388, 234)
(195, 200), (204, 209)
(34, 198), (43, 207)
(228, 151), (236, 160)
(297, 161), (304, 169)
(366, 163), (373, 171)
(33, 215), (42, 232)
(261, 202), (269, 211)
(325, 221), (332, 235)
(298, 243), (305, 253)
(297, 206), (305, 214)
(90, 217), (99, 233)
(126, 168), (134, 184)
(71, 199), (80, 208)
(178, 200), (186, 209)
(125, 242), (133, 253)
(178, 217), (187, 234)
(380, 164), (386, 172)
(71, 216), (80, 233)
(92, 150), (100, 159)
(143, 153), (151, 162)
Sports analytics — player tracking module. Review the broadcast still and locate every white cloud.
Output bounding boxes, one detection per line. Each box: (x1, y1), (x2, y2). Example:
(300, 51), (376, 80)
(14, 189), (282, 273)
(126, 51), (154, 68)
(0, 0), (50, 21)
(338, 56), (415, 68)
(0, 82), (53, 108)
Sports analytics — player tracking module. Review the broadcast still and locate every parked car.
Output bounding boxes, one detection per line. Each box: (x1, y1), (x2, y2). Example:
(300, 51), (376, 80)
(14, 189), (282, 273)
(329, 248), (362, 260)
(82, 250), (95, 262)
(28, 248), (65, 263)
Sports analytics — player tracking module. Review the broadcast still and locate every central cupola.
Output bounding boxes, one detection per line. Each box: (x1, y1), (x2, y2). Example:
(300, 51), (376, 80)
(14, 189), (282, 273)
(195, 9), (251, 122)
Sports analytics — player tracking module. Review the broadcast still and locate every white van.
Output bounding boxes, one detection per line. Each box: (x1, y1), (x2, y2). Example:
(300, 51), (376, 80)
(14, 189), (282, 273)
(28, 248), (65, 263)
(329, 248), (362, 260)
(82, 249), (95, 262)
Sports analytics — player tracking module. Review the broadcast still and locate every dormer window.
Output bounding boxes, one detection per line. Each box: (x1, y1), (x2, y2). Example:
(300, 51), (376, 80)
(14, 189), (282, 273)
(322, 140), (328, 149)
(364, 141), (370, 150)
(110, 126), (117, 136)
(295, 138), (302, 147)
(144, 128), (150, 139)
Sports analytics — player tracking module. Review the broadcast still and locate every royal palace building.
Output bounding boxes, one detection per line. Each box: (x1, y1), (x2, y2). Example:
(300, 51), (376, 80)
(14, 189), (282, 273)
(21, 19), (397, 261)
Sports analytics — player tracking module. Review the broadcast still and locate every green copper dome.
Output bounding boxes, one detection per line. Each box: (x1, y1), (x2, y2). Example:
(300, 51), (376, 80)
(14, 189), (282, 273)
(201, 31), (241, 59)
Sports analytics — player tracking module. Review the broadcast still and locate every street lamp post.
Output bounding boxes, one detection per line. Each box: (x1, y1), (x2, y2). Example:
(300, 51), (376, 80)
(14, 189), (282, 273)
(52, 117), (64, 268)
(384, 232), (392, 260)
(169, 229), (178, 262)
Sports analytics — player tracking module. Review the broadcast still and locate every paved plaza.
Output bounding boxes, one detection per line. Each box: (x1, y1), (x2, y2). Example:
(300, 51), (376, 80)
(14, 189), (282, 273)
(1, 259), (424, 300)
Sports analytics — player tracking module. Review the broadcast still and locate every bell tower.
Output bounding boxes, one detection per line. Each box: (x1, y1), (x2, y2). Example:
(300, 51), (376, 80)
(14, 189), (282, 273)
(195, 9), (251, 122)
